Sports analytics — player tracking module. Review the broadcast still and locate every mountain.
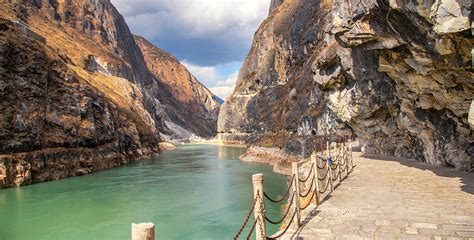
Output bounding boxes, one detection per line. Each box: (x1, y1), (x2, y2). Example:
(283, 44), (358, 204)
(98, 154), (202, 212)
(0, 0), (219, 188)
(218, 0), (473, 171)
(134, 35), (220, 140)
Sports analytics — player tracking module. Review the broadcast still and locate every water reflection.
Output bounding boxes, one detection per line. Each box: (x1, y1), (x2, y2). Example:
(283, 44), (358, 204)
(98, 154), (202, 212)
(0, 144), (286, 240)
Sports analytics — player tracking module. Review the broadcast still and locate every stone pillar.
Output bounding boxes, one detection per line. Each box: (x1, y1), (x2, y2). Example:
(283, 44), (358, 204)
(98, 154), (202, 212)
(131, 223), (155, 240)
(338, 144), (342, 182)
(0, 163), (6, 189)
(292, 162), (301, 227)
(327, 142), (334, 192)
(252, 173), (266, 240)
(311, 153), (320, 205)
(349, 143), (354, 172)
(469, 99), (474, 129)
(345, 143), (350, 175)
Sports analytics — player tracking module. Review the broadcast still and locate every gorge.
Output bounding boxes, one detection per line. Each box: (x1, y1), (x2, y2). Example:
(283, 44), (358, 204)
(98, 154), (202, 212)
(0, 0), (473, 239)
(0, 0), (472, 191)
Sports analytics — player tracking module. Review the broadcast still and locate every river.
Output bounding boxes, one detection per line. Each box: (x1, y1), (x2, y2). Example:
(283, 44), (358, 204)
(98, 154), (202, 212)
(0, 144), (287, 239)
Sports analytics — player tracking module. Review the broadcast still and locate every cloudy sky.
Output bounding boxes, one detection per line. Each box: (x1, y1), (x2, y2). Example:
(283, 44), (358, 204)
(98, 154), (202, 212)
(111, 0), (270, 100)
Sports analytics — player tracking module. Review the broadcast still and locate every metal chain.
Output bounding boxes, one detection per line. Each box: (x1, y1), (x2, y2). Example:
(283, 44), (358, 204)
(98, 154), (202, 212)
(299, 176), (315, 198)
(265, 191), (295, 225)
(266, 209), (297, 239)
(264, 175), (294, 203)
(258, 194), (266, 240)
(234, 195), (258, 239)
(300, 189), (315, 210)
(317, 159), (328, 170)
(318, 177), (331, 194)
(318, 168), (330, 181)
(236, 139), (355, 239)
(245, 220), (257, 240)
(298, 163), (314, 183)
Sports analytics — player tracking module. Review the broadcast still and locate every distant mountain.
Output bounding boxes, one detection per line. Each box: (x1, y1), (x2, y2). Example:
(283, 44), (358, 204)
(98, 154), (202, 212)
(134, 35), (220, 141)
(215, 96), (225, 105)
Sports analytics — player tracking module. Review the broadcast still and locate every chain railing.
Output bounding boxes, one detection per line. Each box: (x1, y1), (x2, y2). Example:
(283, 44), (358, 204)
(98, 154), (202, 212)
(233, 141), (354, 239)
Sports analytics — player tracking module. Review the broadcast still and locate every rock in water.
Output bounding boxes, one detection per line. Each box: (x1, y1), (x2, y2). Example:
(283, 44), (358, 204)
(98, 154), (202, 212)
(218, 0), (473, 171)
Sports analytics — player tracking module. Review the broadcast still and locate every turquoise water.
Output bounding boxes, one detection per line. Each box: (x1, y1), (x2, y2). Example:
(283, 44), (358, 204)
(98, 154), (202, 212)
(0, 145), (287, 240)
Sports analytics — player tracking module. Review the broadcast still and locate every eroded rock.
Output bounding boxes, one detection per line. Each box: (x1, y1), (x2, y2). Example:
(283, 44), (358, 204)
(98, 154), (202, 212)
(218, 0), (473, 171)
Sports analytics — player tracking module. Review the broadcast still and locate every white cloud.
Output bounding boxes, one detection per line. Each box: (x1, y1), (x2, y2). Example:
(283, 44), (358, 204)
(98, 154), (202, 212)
(210, 71), (239, 100)
(182, 61), (239, 100)
(182, 61), (220, 87)
(110, 0), (268, 98)
(111, 0), (270, 65)
(112, 0), (268, 38)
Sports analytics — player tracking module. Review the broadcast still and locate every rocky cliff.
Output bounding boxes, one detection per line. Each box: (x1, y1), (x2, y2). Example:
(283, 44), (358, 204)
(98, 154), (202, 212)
(0, 19), (160, 187)
(134, 36), (220, 140)
(2, 0), (220, 139)
(0, 0), (220, 188)
(218, 0), (473, 171)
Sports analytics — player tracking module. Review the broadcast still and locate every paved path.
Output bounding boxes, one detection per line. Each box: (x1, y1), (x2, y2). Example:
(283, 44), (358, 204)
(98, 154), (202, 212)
(282, 152), (474, 239)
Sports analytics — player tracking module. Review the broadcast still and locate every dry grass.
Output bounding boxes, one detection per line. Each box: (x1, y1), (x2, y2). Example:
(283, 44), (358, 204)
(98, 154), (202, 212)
(70, 65), (156, 136)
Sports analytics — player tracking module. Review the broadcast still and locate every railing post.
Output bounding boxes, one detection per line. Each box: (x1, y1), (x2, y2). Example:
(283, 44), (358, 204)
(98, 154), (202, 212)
(345, 143), (349, 175)
(311, 153), (320, 205)
(252, 173), (266, 240)
(292, 162), (301, 227)
(338, 143), (342, 182)
(131, 223), (155, 240)
(349, 143), (353, 172)
(327, 142), (334, 192)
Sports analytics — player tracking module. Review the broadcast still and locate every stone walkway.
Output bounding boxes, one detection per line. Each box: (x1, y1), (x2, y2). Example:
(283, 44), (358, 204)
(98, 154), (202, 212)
(282, 152), (474, 239)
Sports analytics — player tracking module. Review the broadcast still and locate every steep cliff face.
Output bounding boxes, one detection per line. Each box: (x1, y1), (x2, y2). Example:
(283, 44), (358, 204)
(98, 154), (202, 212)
(2, 0), (165, 133)
(134, 36), (220, 139)
(0, 20), (160, 187)
(218, 0), (473, 170)
(1, 0), (221, 137)
(0, 0), (220, 188)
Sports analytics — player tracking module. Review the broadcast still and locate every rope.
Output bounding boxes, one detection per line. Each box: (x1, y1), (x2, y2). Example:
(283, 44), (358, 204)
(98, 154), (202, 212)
(298, 163), (314, 183)
(299, 177), (315, 198)
(264, 175), (294, 204)
(266, 210), (297, 239)
(318, 177), (331, 194)
(265, 192), (295, 225)
(234, 195), (258, 239)
(339, 157), (347, 166)
(317, 159), (327, 170)
(318, 168), (329, 181)
(300, 190), (315, 210)
(245, 220), (257, 240)
(331, 169), (339, 181)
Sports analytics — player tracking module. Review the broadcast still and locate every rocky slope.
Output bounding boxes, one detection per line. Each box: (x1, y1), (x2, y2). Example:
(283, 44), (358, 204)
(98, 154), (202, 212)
(134, 36), (220, 140)
(218, 0), (473, 171)
(0, 19), (160, 187)
(2, 0), (220, 140)
(0, 0), (220, 188)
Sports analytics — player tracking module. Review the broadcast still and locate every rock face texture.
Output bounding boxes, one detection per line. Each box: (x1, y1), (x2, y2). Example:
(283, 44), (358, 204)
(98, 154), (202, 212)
(218, 0), (473, 171)
(0, 20), (159, 187)
(134, 36), (220, 140)
(0, 0), (220, 188)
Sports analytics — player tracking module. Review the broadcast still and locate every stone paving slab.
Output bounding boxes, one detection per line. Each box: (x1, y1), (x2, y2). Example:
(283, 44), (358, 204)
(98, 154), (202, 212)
(281, 153), (474, 239)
